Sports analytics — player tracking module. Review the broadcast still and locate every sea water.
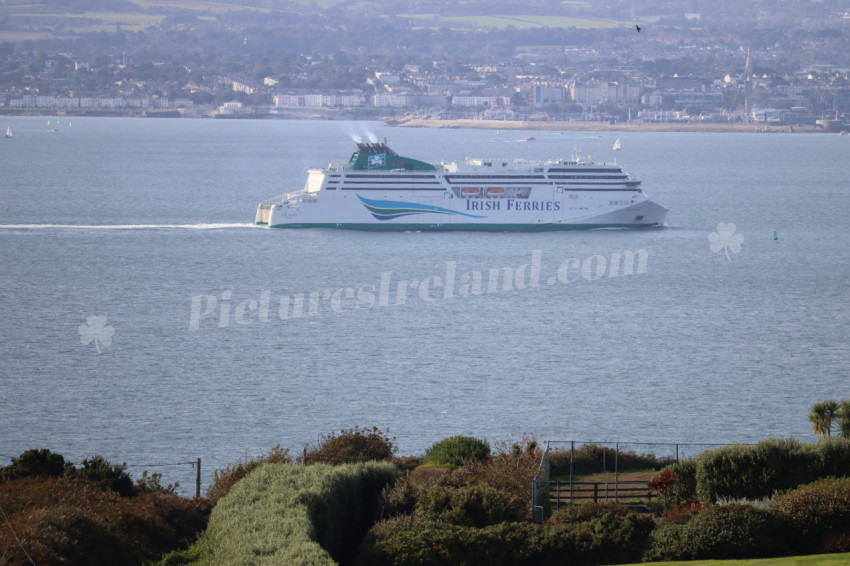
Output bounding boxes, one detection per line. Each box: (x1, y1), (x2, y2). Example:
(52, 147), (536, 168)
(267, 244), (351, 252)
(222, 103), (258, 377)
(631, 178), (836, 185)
(1, 117), (848, 490)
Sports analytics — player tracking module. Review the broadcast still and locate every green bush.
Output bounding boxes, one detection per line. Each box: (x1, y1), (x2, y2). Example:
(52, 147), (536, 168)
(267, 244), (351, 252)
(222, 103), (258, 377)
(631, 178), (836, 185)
(378, 473), (420, 519)
(423, 436), (491, 468)
(695, 438), (811, 502)
(540, 510), (654, 566)
(355, 522), (540, 566)
(668, 458), (698, 505)
(206, 444), (291, 501)
(642, 503), (788, 562)
(771, 477), (850, 554)
(545, 502), (635, 525)
(201, 461), (397, 565)
(303, 426), (397, 465)
(135, 470), (179, 495)
(415, 484), (516, 527)
(805, 437), (850, 479)
(471, 435), (542, 520)
(74, 455), (136, 496)
(0, 448), (69, 482)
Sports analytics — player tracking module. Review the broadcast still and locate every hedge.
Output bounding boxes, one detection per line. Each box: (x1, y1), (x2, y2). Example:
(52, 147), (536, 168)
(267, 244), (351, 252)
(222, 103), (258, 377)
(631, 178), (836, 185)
(642, 503), (788, 562)
(694, 438), (850, 502)
(200, 461), (397, 565)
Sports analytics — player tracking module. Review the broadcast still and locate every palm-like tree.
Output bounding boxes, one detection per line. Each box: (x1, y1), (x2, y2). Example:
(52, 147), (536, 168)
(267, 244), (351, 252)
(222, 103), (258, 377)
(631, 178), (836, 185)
(809, 400), (840, 437)
(840, 400), (850, 438)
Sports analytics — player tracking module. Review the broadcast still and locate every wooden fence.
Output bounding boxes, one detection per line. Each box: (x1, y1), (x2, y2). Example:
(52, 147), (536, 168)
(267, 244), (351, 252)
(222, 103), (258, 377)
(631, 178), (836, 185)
(548, 480), (653, 510)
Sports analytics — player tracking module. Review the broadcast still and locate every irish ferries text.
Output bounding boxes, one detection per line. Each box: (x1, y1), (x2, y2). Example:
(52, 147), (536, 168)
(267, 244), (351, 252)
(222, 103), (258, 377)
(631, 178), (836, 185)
(466, 199), (561, 211)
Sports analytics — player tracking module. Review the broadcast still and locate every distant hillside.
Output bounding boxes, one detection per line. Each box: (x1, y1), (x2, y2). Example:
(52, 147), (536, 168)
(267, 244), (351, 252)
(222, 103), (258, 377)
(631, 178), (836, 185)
(1, 0), (845, 33)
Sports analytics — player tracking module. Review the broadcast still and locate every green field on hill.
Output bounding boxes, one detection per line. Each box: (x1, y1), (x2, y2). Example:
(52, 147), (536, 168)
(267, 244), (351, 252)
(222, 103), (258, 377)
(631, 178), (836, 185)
(0, 1), (629, 34)
(128, 0), (274, 13)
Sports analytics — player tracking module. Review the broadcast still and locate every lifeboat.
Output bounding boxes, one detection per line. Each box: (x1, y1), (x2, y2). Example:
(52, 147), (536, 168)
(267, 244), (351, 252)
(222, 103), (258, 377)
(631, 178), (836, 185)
(486, 187), (505, 196)
(461, 188), (481, 196)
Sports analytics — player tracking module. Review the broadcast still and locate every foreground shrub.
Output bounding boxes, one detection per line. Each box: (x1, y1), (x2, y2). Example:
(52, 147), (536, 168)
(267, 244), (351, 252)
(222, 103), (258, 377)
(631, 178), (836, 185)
(206, 444), (291, 501)
(545, 502), (635, 525)
(415, 483), (516, 527)
(667, 458), (698, 505)
(806, 437), (850, 479)
(74, 455), (136, 497)
(470, 435), (542, 519)
(0, 476), (211, 566)
(423, 436), (490, 468)
(660, 498), (706, 525)
(1, 449), (171, 497)
(696, 438), (811, 502)
(539, 503), (654, 566)
(771, 477), (850, 554)
(0, 448), (69, 482)
(360, 503), (651, 566)
(356, 522), (539, 566)
(642, 503), (788, 562)
(303, 426), (397, 465)
(201, 461), (397, 565)
(378, 473), (419, 519)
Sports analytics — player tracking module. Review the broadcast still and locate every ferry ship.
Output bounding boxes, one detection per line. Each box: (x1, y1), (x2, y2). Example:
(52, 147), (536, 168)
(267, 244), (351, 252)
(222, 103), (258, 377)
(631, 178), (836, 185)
(255, 142), (668, 231)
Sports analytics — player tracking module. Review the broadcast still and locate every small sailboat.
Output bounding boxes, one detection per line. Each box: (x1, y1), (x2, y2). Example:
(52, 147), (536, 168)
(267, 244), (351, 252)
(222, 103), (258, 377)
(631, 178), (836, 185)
(4, 126), (11, 138)
(612, 138), (621, 151)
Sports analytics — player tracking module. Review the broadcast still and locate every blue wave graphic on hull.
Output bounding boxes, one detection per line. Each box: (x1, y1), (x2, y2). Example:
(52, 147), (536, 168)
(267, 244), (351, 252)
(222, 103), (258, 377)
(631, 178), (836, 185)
(356, 195), (487, 221)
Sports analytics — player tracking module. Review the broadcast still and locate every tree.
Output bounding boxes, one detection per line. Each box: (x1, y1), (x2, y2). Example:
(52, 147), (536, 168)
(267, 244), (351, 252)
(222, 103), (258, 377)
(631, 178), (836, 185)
(809, 400), (840, 437)
(841, 399), (850, 438)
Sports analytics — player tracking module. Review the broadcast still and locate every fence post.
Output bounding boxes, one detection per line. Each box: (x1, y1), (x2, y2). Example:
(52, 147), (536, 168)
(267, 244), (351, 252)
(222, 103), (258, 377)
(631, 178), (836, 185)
(569, 441), (575, 506)
(556, 481), (561, 512)
(593, 482), (599, 502)
(195, 458), (201, 499)
(615, 442), (619, 503)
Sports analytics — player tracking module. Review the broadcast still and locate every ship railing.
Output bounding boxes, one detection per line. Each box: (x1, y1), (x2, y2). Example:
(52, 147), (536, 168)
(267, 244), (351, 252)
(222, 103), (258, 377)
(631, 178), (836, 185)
(260, 190), (305, 205)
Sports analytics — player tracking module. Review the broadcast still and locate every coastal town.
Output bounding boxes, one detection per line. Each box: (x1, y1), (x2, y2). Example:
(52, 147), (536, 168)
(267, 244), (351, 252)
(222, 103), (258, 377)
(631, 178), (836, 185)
(1, 0), (849, 131)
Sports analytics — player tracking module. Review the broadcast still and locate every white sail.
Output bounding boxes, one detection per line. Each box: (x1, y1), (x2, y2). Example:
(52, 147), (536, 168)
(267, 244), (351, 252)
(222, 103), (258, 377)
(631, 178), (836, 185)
(613, 138), (621, 151)
(4, 127), (11, 138)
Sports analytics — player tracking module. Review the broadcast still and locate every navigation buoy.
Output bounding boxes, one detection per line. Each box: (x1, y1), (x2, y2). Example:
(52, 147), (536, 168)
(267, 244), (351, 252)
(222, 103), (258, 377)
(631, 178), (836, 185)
(773, 231), (778, 240)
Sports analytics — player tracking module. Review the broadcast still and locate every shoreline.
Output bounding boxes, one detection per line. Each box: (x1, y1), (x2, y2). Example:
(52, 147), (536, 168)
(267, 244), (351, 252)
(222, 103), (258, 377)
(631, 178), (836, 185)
(1, 108), (845, 133)
(394, 118), (841, 134)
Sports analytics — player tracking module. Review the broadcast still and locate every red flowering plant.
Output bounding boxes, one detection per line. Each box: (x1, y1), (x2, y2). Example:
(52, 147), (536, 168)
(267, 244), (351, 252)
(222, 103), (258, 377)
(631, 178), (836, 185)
(648, 469), (679, 510)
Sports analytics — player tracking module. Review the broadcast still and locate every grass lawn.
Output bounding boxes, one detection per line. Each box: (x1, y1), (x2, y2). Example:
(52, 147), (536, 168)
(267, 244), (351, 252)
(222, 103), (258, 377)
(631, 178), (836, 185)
(550, 470), (657, 483)
(631, 554), (850, 566)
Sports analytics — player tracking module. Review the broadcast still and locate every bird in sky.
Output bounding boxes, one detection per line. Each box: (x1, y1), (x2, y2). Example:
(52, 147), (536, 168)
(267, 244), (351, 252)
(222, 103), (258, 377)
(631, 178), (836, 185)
(635, 24), (642, 32)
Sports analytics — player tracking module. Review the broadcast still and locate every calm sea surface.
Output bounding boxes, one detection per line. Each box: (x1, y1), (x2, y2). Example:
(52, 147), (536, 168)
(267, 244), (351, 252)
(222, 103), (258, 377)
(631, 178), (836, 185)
(1, 117), (849, 490)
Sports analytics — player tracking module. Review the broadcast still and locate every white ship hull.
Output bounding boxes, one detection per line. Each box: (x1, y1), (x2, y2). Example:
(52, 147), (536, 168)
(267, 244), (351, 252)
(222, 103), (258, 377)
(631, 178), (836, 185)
(257, 143), (668, 231)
